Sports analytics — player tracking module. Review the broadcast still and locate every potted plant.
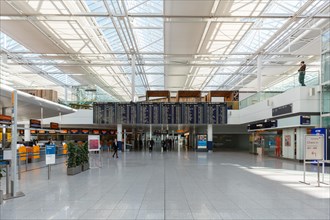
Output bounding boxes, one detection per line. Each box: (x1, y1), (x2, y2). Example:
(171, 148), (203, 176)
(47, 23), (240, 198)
(0, 166), (5, 204)
(81, 142), (89, 171)
(66, 142), (81, 175)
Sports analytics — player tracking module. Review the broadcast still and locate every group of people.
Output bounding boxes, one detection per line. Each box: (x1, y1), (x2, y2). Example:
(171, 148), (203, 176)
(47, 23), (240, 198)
(161, 138), (174, 151)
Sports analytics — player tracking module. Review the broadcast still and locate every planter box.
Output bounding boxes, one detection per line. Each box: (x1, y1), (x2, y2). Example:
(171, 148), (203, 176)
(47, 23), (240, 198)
(82, 162), (89, 171)
(0, 189), (3, 204)
(67, 165), (82, 175)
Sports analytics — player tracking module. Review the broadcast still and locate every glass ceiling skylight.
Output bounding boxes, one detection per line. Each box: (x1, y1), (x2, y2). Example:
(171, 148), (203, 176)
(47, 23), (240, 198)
(0, 32), (80, 87)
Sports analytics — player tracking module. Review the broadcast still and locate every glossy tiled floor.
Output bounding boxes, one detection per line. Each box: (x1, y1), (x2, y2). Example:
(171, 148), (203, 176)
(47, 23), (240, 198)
(1, 151), (330, 219)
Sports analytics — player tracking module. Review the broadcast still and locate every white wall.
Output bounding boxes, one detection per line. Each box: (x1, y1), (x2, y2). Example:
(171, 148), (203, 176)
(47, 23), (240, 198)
(277, 116), (320, 128)
(282, 128), (295, 159)
(41, 109), (93, 125)
(296, 128), (307, 160)
(228, 86), (320, 124)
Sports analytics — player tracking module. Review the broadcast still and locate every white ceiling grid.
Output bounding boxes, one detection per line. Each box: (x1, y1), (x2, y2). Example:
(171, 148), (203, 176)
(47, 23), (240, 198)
(0, 0), (329, 102)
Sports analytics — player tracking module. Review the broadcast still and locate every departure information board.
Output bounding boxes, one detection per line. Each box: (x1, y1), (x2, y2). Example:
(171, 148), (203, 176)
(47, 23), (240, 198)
(207, 103), (227, 124)
(151, 103), (161, 124)
(139, 103), (152, 124)
(93, 102), (227, 125)
(162, 103), (175, 124)
(182, 103), (207, 124)
(93, 102), (116, 124)
(117, 103), (133, 124)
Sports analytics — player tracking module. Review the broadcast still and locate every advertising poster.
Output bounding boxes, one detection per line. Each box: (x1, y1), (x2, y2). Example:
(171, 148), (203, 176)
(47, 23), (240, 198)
(197, 135), (207, 149)
(285, 135), (291, 147)
(88, 135), (100, 151)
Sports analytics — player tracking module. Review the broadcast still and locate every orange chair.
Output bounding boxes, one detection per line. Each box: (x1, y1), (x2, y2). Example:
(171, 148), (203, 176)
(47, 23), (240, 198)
(18, 146), (27, 161)
(62, 143), (68, 155)
(32, 145), (40, 159)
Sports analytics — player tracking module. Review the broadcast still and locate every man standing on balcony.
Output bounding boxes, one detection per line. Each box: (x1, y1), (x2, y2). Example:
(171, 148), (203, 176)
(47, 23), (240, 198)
(298, 61), (306, 86)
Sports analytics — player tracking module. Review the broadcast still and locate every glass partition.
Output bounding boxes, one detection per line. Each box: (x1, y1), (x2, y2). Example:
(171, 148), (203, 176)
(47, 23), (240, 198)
(240, 70), (319, 109)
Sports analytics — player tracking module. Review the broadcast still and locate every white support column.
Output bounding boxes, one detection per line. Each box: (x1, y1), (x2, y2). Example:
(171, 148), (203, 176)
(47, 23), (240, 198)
(207, 124), (213, 152)
(132, 54), (136, 102)
(117, 124), (122, 151)
(11, 90), (18, 195)
(40, 107), (43, 129)
(149, 125), (152, 140)
(257, 55), (262, 92)
(24, 123), (30, 142)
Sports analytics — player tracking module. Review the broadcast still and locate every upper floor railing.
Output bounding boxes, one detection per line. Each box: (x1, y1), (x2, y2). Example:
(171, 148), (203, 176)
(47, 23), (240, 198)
(239, 71), (320, 109)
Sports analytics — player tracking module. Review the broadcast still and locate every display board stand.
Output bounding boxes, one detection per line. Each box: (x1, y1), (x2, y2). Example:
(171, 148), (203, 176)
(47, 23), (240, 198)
(321, 160), (330, 185)
(300, 135), (324, 187)
(88, 135), (102, 168)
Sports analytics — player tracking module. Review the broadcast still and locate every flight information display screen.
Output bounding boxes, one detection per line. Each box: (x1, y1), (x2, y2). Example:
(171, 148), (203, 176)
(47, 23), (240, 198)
(93, 102), (227, 125)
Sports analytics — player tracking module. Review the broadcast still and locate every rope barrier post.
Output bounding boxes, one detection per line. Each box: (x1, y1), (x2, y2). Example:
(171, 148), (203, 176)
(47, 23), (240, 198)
(6, 164), (10, 195)
(25, 152), (28, 171)
(48, 165), (51, 180)
(317, 161), (320, 187)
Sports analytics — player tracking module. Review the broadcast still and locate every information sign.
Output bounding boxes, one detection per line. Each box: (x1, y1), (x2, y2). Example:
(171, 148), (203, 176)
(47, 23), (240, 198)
(45, 144), (56, 165)
(139, 103), (152, 124)
(0, 114), (12, 125)
(93, 102), (116, 124)
(305, 135), (324, 160)
(50, 122), (59, 130)
(197, 135), (207, 150)
(93, 102), (227, 125)
(272, 104), (292, 116)
(151, 103), (161, 124)
(162, 103), (173, 124)
(207, 103), (227, 124)
(30, 119), (41, 128)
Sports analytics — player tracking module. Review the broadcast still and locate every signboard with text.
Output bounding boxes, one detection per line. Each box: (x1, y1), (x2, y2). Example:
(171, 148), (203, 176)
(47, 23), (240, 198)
(305, 135), (324, 160)
(45, 144), (56, 165)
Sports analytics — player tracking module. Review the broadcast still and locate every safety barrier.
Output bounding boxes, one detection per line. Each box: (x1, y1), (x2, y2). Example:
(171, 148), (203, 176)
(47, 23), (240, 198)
(16, 146), (68, 179)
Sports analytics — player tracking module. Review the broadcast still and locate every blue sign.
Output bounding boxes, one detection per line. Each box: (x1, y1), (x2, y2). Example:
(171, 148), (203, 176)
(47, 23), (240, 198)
(45, 144), (56, 164)
(300, 115), (311, 125)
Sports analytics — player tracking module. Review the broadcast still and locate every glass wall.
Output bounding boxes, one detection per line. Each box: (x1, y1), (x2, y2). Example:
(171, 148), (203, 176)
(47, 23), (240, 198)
(321, 29), (330, 127)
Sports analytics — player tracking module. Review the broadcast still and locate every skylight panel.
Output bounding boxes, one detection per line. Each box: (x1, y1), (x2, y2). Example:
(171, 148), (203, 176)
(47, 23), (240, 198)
(132, 18), (163, 29)
(35, 65), (80, 86)
(27, 0), (61, 14)
(134, 29), (163, 52)
(208, 75), (230, 86)
(85, 0), (107, 13)
(125, 0), (163, 14)
(103, 29), (125, 51)
(104, 0), (123, 14)
(0, 32), (29, 52)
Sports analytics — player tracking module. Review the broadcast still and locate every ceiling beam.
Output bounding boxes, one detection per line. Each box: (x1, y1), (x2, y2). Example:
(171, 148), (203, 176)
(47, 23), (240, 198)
(8, 62), (318, 67)
(1, 14), (330, 19)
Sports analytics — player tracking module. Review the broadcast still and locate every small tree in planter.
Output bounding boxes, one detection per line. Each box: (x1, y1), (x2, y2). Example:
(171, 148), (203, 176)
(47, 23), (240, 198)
(81, 142), (89, 171)
(66, 142), (81, 175)
(0, 167), (6, 204)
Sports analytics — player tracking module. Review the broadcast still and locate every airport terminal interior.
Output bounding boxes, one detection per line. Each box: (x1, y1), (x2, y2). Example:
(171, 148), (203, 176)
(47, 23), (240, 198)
(1, 0), (330, 219)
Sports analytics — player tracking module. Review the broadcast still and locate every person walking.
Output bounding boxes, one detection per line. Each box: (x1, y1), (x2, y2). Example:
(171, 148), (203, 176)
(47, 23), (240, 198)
(298, 61), (306, 86)
(149, 139), (154, 152)
(112, 138), (118, 158)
